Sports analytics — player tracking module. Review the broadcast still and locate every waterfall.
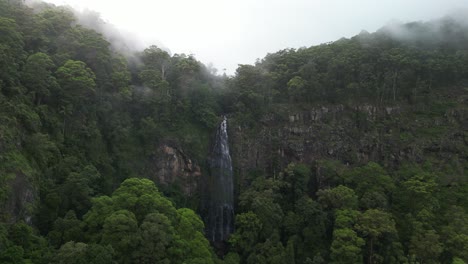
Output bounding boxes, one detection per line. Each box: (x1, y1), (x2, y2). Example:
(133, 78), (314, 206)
(205, 116), (234, 242)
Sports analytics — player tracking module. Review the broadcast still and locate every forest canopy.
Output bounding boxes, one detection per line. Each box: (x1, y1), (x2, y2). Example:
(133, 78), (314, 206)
(0, 0), (467, 263)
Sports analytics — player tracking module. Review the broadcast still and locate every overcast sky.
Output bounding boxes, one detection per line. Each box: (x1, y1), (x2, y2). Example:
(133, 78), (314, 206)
(42, 0), (468, 75)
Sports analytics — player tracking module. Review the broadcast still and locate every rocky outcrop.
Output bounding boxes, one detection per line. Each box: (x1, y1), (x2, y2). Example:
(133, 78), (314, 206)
(137, 98), (466, 200)
(149, 143), (201, 197)
(230, 103), (466, 184)
(3, 172), (35, 224)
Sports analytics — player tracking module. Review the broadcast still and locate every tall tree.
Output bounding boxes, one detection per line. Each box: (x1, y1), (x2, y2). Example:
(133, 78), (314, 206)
(355, 209), (397, 264)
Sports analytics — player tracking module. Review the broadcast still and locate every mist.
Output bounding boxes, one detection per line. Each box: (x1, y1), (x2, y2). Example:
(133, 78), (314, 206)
(377, 9), (468, 48)
(31, 0), (468, 75)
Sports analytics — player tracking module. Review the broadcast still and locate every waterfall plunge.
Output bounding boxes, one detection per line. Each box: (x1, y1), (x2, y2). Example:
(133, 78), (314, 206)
(205, 117), (234, 242)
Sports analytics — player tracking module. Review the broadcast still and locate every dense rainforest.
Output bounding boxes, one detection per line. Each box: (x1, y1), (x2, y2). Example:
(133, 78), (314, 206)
(0, 0), (467, 263)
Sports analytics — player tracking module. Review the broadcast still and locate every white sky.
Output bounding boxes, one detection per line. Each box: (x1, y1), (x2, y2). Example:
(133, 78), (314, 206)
(42, 0), (468, 75)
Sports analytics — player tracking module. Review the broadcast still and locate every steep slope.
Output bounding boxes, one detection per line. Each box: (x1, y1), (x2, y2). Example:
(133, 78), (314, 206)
(1, 0), (467, 263)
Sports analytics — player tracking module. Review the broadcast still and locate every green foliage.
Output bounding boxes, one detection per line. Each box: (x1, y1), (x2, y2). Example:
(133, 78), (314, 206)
(284, 163), (311, 203)
(55, 59), (96, 108)
(82, 178), (214, 263)
(0, 1), (467, 263)
(317, 185), (358, 210)
(453, 258), (466, 264)
(21, 52), (57, 105)
(133, 212), (174, 263)
(55, 241), (114, 264)
(238, 177), (285, 238)
(229, 212), (263, 255)
(356, 209), (396, 240)
(287, 76), (307, 102)
(356, 209), (397, 264)
(330, 228), (365, 264)
(334, 209), (360, 229)
(101, 210), (138, 262)
(24, 133), (59, 170)
(0, 17), (25, 86)
(344, 162), (394, 209)
(48, 211), (82, 247)
(245, 232), (288, 264)
(409, 227), (443, 263)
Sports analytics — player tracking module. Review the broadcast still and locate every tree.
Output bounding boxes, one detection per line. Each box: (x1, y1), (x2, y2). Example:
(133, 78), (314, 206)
(355, 209), (397, 264)
(133, 213), (174, 264)
(409, 227), (443, 264)
(59, 165), (101, 216)
(110, 178), (177, 222)
(189, 84), (219, 128)
(287, 76), (306, 102)
(224, 253), (241, 264)
(238, 177), (286, 238)
(48, 211), (82, 247)
(284, 163), (311, 204)
(138, 68), (170, 101)
(344, 162), (394, 209)
(334, 209), (360, 229)
(55, 59), (97, 138)
(37, 7), (75, 39)
(55, 60), (96, 107)
(0, 245), (25, 264)
(110, 55), (131, 95)
(401, 171), (438, 212)
(55, 241), (88, 264)
(295, 196), (327, 258)
(231, 64), (267, 120)
(24, 133), (59, 171)
(141, 45), (171, 80)
(229, 212), (263, 257)
(317, 185), (358, 210)
(101, 210), (139, 263)
(55, 241), (113, 264)
(54, 25), (112, 88)
(85, 243), (114, 264)
(83, 178), (214, 264)
(245, 231), (287, 264)
(441, 207), (468, 262)
(330, 228), (365, 264)
(173, 208), (214, 264)
(21, 52), (57, 105)
(0, 17), (24, 86)
(7, 222), (33, 253)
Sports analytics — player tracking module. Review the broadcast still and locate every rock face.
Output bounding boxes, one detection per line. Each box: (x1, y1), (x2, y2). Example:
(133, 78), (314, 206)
(231, 103), (467, 186)
(149, 143), (201, 197)
(3, 172), (35, 224)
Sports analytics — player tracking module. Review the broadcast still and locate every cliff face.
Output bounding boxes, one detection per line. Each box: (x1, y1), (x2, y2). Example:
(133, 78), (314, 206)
(3, 172), (36, 224)
(149, 143), (202, 197)
(230, 100), (467, 185)
(3, 98), (465, 222)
